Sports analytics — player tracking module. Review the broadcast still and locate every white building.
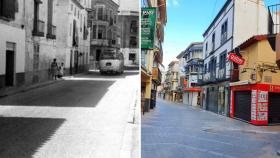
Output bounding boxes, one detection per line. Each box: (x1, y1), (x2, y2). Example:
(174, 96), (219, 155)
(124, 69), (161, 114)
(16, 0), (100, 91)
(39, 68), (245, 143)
(56, 0), (91, 75)
(0, 0), (26, 89)
(201, 0), (268, 116)
(182, 42), (203, 107)
(118, 0), (139, 69)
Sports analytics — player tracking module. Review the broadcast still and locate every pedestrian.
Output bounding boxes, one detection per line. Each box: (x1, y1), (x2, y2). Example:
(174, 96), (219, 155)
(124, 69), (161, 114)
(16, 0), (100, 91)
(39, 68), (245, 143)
(50, 58), (59, 80)
(58, 62), (65, 79)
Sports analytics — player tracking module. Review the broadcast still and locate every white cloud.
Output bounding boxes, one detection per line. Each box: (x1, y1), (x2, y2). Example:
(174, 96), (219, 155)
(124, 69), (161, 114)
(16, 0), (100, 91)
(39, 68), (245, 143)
(167, 0), (179, 7)
(172, 0), (179, 6)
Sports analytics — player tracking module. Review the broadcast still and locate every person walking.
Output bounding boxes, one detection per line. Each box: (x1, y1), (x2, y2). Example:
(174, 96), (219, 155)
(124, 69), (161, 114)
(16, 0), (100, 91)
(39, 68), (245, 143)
(50, 58), (59, 80)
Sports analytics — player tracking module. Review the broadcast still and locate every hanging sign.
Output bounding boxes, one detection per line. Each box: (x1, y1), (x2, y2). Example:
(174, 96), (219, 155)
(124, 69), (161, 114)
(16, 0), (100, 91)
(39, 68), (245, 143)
(141, 8), (157, 49)
(228, 53), (245, 65)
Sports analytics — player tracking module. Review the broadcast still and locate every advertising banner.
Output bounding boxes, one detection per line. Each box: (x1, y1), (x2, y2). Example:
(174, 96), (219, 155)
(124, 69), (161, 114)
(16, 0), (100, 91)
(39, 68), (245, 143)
(141, 8), (157, 49)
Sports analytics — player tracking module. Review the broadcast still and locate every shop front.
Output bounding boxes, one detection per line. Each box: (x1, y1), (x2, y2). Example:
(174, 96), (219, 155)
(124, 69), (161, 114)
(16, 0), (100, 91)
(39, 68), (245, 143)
(230, 83), (280, 125)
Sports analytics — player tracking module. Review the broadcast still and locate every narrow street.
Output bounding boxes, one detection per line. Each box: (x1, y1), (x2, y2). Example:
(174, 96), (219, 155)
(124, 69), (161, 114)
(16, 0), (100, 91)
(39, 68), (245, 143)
(0, 70), (139, 158)
(142, 99), (280, 158)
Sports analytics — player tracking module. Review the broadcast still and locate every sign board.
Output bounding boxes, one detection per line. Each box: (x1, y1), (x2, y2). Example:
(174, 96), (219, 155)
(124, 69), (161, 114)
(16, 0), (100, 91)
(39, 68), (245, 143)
(141, 8), (157, 49)
(228, 53), (245, 65)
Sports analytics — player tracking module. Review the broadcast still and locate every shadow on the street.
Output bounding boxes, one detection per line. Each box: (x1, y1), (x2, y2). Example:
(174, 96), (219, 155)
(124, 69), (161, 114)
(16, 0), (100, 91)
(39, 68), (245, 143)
(0, 117), (65, 158)
(0, 80), (115, 107)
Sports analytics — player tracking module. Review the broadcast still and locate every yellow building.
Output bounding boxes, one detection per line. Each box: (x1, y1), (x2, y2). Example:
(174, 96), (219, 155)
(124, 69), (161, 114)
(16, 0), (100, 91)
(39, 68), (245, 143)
(230, 35), (280, 125)
(141, 0), (167, 114)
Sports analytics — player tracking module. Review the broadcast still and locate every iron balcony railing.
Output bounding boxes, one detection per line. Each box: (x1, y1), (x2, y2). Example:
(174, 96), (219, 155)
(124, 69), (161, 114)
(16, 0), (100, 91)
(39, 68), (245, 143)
(32, 19), (45, 36)
(47, 24), (56, 39)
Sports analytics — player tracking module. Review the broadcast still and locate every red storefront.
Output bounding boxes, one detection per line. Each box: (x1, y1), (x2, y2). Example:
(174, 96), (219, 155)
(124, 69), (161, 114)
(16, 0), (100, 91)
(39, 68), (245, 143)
(230, 83), (280, 125)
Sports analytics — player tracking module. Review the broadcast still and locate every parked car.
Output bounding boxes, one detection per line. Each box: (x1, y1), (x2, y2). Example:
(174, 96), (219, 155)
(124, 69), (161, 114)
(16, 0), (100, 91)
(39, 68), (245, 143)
(99, 50), (124, 74)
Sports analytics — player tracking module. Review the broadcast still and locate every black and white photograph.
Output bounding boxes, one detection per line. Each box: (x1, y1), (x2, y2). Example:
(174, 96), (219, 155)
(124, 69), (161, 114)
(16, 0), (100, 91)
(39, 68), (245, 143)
(0, 0), (139, 157)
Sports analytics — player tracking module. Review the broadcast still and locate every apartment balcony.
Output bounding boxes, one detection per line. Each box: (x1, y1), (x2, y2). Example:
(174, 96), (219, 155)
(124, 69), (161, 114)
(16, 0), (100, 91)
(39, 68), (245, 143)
(109, 39), (120, 48)
(268, 4), (280, 51)
(197, 72), (217, 85)
(152, 67), (162, 85)
(92, 20), (109, 26)
(32, 19), (45, 37)
(217, 68), (226, 81)
(91, 39), (109, 46)
(46, 24), (56, 39)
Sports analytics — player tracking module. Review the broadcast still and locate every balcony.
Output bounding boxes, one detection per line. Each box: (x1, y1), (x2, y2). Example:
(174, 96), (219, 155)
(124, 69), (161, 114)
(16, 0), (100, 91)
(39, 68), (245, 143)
(268, 4), (280, 35)
(268, 4), (280, 51)
(152, 67), (162, 84)
(32, 19), (45, 37)
(217, 68), (226, 81)
(91, 39), (108, 46)
(46, 24), (56, 39)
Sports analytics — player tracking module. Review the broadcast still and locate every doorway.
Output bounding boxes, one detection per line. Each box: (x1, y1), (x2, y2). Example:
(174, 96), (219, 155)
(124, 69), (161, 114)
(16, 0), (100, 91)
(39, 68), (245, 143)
(5, 50), (15, 86)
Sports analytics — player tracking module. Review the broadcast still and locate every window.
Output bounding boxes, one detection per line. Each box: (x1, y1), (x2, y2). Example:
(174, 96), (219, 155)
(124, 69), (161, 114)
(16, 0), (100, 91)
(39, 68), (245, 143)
(92, 25), (96, 39)
(211, 33), (215, 52)
(0, 0), (17, 20)
(71, 4), (73, 11)
(130, 20), (138, 34)
(221, 20), (228, 44)
(204, 64), (207, 73)
(98, 7), (103, 20)
(97, 27), (105, 39)
(32, 0), (44, 36)
(74, 7), (76, 16)
(219, 51), (227, 69)
(129, 53), (136, 61)
(205, 42), (208, 54)
(129, 36), (137, 48)
(114, 15), (117, 24)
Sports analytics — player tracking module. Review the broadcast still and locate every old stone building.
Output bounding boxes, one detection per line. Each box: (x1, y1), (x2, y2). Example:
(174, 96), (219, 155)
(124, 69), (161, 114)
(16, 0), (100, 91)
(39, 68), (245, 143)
(88, 0), (120, 69)
(55, 0), (91, 75)
(0, 0), (91, 90)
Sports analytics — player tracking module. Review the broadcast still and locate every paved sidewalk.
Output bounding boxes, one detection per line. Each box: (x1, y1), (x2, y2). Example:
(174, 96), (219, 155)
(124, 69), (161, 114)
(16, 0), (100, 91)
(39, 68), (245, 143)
(142, 99), (280, 158)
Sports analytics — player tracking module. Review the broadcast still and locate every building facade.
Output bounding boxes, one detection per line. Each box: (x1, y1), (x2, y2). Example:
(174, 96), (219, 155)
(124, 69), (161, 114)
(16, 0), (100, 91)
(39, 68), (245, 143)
(0, 0), (26, 89)
(200, 0), (268, 116)
(230, 35), (280, 125)
(175, 51), (186, 103)
(55, 0), (91, 75)
(164, 61), (179, 102)
(88, 0), (120, 70)
(141, 0), (167, 113)
(0, 0), (91, 91)
(182, 42), (203, 107)
(118, 0), (139, 69)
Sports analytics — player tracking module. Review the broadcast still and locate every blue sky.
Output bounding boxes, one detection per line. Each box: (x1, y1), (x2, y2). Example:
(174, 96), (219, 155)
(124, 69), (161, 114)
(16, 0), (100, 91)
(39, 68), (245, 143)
(162, 0), (280, 69)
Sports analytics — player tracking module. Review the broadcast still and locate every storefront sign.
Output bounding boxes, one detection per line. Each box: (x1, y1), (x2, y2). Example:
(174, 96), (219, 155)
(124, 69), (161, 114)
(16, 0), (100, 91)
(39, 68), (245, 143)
(228, 53), (245, 65)
(257, 91), (268, 121)
(251, 90), (257, 120)
(141, 8), (157, 49)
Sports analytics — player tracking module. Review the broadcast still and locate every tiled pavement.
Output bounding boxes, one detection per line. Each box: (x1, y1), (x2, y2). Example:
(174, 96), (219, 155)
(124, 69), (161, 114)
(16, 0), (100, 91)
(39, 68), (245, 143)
(142, 99), (280, 158)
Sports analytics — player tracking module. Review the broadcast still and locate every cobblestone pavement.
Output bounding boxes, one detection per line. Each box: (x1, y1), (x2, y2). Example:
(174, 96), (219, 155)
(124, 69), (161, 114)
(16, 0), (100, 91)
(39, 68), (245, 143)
(142, 99), (280, 158)
(0, 70), (139, 158)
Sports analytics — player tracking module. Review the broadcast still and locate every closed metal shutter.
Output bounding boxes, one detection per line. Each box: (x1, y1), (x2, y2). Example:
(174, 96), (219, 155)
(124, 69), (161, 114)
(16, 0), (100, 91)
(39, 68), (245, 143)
(234, 91), (251, 121)
(207, 87), (218, 113)
(268, 93), (280, 124)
